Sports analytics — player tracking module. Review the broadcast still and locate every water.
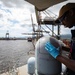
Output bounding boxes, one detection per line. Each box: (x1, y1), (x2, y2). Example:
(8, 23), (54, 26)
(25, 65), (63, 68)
(0, 40), (35, 73)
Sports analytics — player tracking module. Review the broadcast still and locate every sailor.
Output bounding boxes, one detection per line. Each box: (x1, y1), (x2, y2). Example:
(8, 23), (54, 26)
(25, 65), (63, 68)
(45, 3), (75, 75)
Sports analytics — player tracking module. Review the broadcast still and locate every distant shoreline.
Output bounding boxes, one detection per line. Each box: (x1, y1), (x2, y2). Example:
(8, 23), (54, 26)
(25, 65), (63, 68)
(0, 38), (27, 40)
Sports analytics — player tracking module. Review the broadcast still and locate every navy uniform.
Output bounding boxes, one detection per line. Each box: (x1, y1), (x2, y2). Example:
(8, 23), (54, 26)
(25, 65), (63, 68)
(66, 30), (75, 75)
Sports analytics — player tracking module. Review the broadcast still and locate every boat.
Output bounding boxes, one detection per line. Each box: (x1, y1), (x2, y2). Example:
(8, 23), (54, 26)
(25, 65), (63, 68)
(0, 0), (75, 75)
(24, 0), (74, 75)
(27, 37), (32, 42)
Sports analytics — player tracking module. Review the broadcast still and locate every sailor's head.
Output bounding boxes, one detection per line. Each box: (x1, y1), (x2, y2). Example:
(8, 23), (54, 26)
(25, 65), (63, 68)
(55, 3), (75, 28)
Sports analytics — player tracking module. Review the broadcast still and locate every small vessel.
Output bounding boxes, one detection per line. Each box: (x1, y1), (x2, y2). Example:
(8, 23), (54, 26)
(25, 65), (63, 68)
(27, 37), (32, 42)
(0, 0), (74, 75)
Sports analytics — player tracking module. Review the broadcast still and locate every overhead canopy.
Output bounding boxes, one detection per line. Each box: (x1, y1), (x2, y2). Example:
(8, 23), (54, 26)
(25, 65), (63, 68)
(25, 0), (67, 11)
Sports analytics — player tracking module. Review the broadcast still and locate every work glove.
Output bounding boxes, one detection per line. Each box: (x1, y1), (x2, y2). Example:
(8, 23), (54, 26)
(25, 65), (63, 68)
(45, 42), (59, 59)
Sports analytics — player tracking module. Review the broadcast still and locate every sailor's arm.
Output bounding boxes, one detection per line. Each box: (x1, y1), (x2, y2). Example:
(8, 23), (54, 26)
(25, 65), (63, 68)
(45, 42), (75, 72)
(61, 46), (70, 52)
(58, 40), (70, 52)
(56, 55), (75, 72)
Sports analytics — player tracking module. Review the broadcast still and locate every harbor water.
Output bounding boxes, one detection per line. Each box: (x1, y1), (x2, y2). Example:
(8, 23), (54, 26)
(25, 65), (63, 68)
(0, 40), (35, 74)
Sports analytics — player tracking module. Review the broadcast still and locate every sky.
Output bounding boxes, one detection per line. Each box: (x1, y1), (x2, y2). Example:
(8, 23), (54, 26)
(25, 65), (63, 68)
(0, 0), (75, 38)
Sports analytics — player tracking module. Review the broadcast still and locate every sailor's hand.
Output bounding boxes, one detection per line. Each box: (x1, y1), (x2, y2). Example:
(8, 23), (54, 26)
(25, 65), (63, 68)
(45, 42), (59, 58)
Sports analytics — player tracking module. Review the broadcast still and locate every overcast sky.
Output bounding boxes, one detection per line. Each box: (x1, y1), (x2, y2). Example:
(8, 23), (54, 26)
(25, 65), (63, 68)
(0, 0), (75, 38)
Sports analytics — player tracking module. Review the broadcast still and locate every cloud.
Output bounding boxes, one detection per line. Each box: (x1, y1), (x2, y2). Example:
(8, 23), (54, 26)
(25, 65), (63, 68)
(0, 0), (25, 7)
(0, 5), (12, 14)
(0, 1), (40, 37)
(20, 24), (32, 28)
(8, 19), (19, 25)
(0, 14), (3, 18)
(0, 0), (34, 9)
(0, 0), (74, 37)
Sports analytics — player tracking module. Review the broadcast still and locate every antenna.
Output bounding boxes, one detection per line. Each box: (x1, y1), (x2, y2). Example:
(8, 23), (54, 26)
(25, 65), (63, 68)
(31, 14), (35, 32)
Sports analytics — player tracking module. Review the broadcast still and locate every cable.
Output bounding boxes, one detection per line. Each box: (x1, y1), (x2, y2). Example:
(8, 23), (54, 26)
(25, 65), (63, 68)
(46, 10), (58, 17)
(41, 10), (61, 37)
(41, 26), (51, 36)
(45, 24), (57, 36)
